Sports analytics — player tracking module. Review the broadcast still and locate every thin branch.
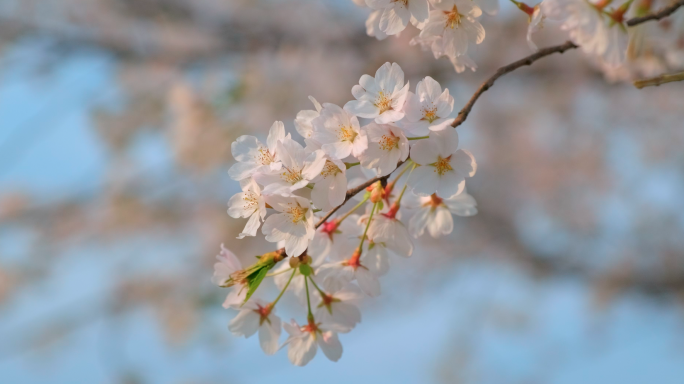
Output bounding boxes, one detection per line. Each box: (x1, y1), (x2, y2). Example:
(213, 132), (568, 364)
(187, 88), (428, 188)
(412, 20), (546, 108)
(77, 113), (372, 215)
(450, 41), (579, 128)
(633, 70), (684, 88)
(449, 1), (684, 129)
(315, 163), (401, 229)
(626, 0), (684, 26)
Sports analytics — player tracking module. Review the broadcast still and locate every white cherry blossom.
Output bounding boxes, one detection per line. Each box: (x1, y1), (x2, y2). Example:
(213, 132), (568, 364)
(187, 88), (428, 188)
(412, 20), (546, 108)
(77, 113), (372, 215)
(309, 215), (363, 263)
(294, 96), (322, 145)
(358, 122), (409, 176)
(312, 103), (368, 160)
(228, 299), (282, 355)
(366, 10), (389, 40)
(254, 137), (326, 195)
(228, 121), (287, 181)
(448, 52), (478, 73)
(409, 128), (477, 198)
(262, 195), (316, 257)
(419, 0), (485, 59)
(402, 76), (455, 135)
(227, 178), (266, 239)
(344, 62), (410, 124)
(525, 3), (546, 52)
(311, 158), (348, 211)
(367, 211), (414, 257)
(410, 34), (478, 73)
(542, 0), (628, 67)
(365, 0), (430, 36)
(282, 319), (343, 366)
(317, 238), (383, 297)
(212, 245), (248, 309)
(313, 283), (363, 333)
(404, 189), (477, 238)
(473, 0), (500, 15)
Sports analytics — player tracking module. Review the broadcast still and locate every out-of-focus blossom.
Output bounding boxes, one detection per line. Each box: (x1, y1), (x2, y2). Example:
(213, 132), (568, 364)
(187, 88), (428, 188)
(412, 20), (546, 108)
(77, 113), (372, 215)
(366, 0), (430, 36)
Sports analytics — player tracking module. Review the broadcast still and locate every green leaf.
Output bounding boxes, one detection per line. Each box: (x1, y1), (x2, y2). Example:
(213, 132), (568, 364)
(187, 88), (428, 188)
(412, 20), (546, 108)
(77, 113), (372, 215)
(377, 200), (384, 211)
(243, 266), (269, 304)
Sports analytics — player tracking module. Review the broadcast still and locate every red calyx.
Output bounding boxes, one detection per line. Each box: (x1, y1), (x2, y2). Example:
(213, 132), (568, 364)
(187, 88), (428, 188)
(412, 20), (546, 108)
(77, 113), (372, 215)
(320, 219), (340, 240)
(384, 202), (400, 219)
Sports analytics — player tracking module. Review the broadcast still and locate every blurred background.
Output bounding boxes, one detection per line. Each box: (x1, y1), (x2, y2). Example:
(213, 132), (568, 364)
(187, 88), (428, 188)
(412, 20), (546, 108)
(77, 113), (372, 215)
(1, 0), (684, 383)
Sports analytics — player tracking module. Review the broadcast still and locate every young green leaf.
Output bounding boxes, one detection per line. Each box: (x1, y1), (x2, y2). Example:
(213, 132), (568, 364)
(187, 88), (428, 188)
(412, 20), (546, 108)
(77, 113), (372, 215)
(243, 266), (269, 304)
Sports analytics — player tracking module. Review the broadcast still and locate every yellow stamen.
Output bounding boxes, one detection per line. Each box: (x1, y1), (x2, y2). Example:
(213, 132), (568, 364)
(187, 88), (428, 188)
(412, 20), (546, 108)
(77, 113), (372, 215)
(242, 191), (259, 211)
(422, 106), (438, 123)
(445, 6), (461, 29)
(256, 146), (275, 165)
(374, 91), (393, 114)
(338, 125), (358, 142)
(286, 203), (308, 223)
(379, 132), (400, 151)
(320, 160), (342, 178)
(433, 155), (453, 176)
(281, 166), (303, 184)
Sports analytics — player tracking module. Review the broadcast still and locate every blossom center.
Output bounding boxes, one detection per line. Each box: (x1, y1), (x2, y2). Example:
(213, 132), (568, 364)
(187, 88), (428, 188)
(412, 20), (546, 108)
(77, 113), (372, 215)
(255, 303), (273, 326)
(281, 166), (303, 184)
(422, 106), (438, 123)
(426, 193), (444, 209)
(286, 204), (308, 223)
(242, 191), (259, 211)
(433, 155), (453, 176)
(338, 125), (358, 142)
(256, 146), (275, 165)
(379, 132), (400, 151)
(445, 6), (462, 29)
(320, 160), (342, 178)
(302, 320), (320, 335)
(374, 91), (393, 114)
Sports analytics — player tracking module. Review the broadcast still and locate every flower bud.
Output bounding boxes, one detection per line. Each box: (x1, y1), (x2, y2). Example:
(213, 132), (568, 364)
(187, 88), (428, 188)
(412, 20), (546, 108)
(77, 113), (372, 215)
(299, 254), (312, 265)
(289, 257), (300, 269)
(369, 181), (385, 203)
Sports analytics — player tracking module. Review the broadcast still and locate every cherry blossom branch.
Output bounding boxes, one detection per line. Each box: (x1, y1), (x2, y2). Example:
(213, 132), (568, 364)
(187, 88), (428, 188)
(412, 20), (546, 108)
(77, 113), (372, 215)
(633, 70), (684, 88)
(449, 1), (684, 129)
(314, 162), (404, 229)
(626, 0), (684, 26)
(450, 40), (579, 129)
(284, 1), (684, 258)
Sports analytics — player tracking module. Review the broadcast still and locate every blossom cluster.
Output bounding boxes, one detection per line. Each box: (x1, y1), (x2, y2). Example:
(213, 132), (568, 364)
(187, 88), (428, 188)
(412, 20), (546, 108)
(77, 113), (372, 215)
(354, 0), (684, 79)
(214, 62), (478, 366)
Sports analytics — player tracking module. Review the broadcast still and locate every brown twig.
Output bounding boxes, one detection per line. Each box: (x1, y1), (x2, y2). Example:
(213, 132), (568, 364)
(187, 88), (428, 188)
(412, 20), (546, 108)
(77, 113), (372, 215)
(626, 0), (684, 26)
(450, 41), (579, 129)
(315, 163), (402, 228)
(449, 1), (684, 129)
(633, 70), (684, 88)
